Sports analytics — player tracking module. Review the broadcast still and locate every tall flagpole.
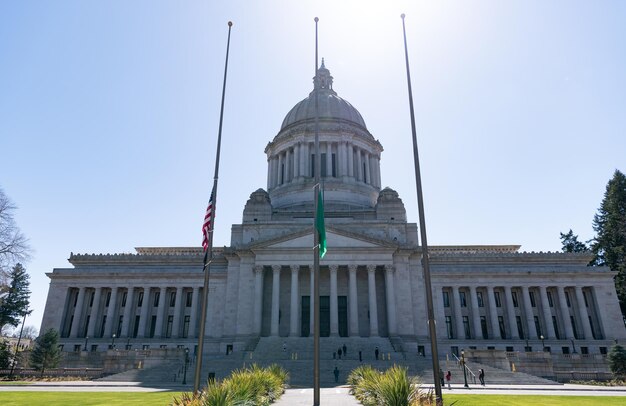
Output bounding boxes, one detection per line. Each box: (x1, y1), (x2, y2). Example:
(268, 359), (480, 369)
(312, 16), (321, 406)
(194, 20), (233, 394)
(400, 14), (443, 405)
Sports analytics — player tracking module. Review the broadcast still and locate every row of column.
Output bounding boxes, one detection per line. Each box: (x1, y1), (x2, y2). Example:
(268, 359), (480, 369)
(67, 286), (201, 340)
(446, 285), (596, 341)
(267, 140), (381, 189)
(253, 264), (396, 337)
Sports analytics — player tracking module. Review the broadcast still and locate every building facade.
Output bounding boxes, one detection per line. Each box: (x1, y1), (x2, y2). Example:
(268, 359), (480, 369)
(41, 62), (626, 358)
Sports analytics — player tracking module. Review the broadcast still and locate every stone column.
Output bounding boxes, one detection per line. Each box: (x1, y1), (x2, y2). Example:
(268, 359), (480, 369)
(121, 288), (135, 338)
(309, 267), (315, 335)
(367, 265), (379, 336)
(329, 265), (339, 336)
(286, 149), (292, 182)
(504, 286), (519, 339)
(557, 286), (575, 339)
(348, 264), (359, 337)
(356, 148), (363, 181)
(277, 153), (283, 185)
(253, 266), (264, 335)
(384, 265), (397, 336)
(153, 287), (167, 338)
(138, 288), (151, 338)
(326, 142), (333, 177)
(453, 287), (465, 339)
(290, 265), (300, 336)
(86, 287), (102, 339)
(374, 155), (381, 188)
(294, 144), (300, 178)
(521, 286), (537, 339)
(364, 153), (371, 184)
(539, 286), (556, 339)
(103, 287), (119, 338)
(70, 287), (86, 338)
(347, 144), (354, 178)
(468, 286), (482, 339)
(188, 286), (200, 338)
(171, 286), (184, 338)
(271, 265), (281, 336)
(575, 287), (593, 339)
(487, 286), (501, 339)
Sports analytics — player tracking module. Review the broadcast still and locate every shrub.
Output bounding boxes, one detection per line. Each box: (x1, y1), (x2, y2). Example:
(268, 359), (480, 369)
(608, 344), (626, 378)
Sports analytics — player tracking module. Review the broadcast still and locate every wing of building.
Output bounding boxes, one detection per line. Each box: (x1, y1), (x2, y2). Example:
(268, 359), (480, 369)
(41, 61), (626, 370)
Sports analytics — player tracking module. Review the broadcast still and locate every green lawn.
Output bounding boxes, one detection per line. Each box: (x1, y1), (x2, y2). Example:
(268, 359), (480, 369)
(0, 392), (182, 405)
(443, 394), (626, 406)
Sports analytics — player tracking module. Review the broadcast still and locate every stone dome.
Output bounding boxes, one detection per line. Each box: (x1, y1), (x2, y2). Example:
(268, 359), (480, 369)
(280, 60), (367, 131)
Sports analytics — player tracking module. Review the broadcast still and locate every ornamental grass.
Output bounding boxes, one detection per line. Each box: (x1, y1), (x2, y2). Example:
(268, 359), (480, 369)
(348, 364), (434, 406)
(171, 363), (289, 406)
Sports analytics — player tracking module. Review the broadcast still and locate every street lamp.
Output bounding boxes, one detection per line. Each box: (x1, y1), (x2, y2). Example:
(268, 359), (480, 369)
(84, 336), (89, 352)
(461, 350), (469, 388)
(540, 335), (545, 352)
(571, 339), (577, 354)
(182, 348), (189, 385)
(110, 334), (116, 349)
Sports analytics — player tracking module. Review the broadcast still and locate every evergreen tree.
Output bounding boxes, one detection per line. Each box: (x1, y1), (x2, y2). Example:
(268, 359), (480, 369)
(592, 170), (626, 315)
(30, 328), (62, 376)
(608, 344), (626, 378)
(0, 263), (31, 329)
(0, 339), (11, 370)
(560, 229), (589, 253)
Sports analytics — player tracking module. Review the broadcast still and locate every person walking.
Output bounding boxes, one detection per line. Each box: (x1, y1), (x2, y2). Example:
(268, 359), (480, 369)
(479, 368), (485, 386)
(333, 366), (340, 383)
(343, 343), (347, 357)
(358, 350), (362, 362)
(338, 348), (342, 359)
(375, 347), (379, 360)
(446, 370), (452, 389)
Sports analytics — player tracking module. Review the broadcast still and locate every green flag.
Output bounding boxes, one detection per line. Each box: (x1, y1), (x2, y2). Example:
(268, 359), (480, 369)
(316, 189), (327, 258)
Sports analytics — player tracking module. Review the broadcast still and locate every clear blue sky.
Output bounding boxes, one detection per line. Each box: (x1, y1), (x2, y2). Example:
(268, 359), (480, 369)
(1, 1), (624, 332)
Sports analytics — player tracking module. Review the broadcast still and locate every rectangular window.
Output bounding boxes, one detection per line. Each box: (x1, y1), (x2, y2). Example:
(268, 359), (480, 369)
(166, 315), (173, 338)
(83, 315), (90, 337)
(552, 316), (561, 339)
(516, 316), (525, 339)
(463, 316), (471, 339)
(321, 153), (327, 177)
(137, 291), (144, 307)
(571, 316), (579, 339)
(498, 316), (506, 339)
(512, 291), (519, 308)
(562, 346), (570, 355)
(477, 291), (484, 308)
(581, 346), (589, 355)
(445, 316), (453, 339)
(494, 291), (502, 308)
(583, 291), (589, 307)
(600, 346), (607, 355)
(529, 291), (537, 307)
(534, 316), (542, 337)
(106, 291), (111, 307)
(74, 344), (82, 352)
(459, 291), (467, 308)
(331, 153), (337, 177)
(133, 315), (140, 338)
(443, 291), (450, 308)
(480, 316), (488, 339)
(89, 291), (95, 307)
(589, 316), (597, 339)
(186, 291), (193, 307)
(183, 315), (190, 338)
(280, 163), (285, 184)
(121, 291), (127, 307)
(117, 315), (123, 337)
(149, 315), (157, 338)
(310, 154), (315, 177)
(170, 291), (176, 307)
(547, 291), (554, 307)
(565, 291), (571, 307)
(154, 292), (160, 307)
(100, 316), (107, 337)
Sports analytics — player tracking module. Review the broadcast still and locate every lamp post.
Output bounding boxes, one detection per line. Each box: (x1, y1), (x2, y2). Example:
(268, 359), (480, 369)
(571, 339), (577, 354)
(540, 335), (545, 352)
(84, 336), (89, 352)
(111, 334), (116, 349)
(182, 348), (189, 385)
(461, 350), (469, 388)
(126, 337), (131, 350)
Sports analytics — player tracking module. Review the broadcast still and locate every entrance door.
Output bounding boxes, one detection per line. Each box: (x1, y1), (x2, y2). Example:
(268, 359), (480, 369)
(301, 296), (310, 337)
(320, 296), (330, 337)
(338, 296), (348, 337)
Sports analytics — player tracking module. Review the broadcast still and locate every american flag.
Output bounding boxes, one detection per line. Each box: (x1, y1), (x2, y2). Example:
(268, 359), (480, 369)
(202, 189), (215, 251)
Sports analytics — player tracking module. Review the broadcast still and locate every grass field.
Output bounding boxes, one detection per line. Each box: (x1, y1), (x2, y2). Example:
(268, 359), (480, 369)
(0, 392), (624, 405)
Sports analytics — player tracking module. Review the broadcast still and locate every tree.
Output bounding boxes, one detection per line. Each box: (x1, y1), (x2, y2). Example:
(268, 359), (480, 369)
(30, 328), (62, 376)
(560, 229), (589, 253)
(0, 339), (10, 370)
(592, 170), (626, 315)
(0, 263), (31, 329)
(0, 188), (31, 287)
(608, 344), (626, 378)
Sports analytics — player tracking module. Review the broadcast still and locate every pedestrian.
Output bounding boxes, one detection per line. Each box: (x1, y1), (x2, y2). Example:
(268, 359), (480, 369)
(343, 343), (347, 357)
(479, 368), (485, 386)
(358, 350), (362, 362)
(338, 348), (342, 359)
(333, 366), (339, 383)
(439, 369), (444, 387)
(282, 341), (286, 352)
(446, 370), (452, 389)
(375, 347), (379, 360)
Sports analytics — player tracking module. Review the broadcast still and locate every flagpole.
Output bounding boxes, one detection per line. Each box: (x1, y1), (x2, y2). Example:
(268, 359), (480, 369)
(312, 16), (321, 406)
(400, 14), (443, 405)
(194, 20), (233, 394)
